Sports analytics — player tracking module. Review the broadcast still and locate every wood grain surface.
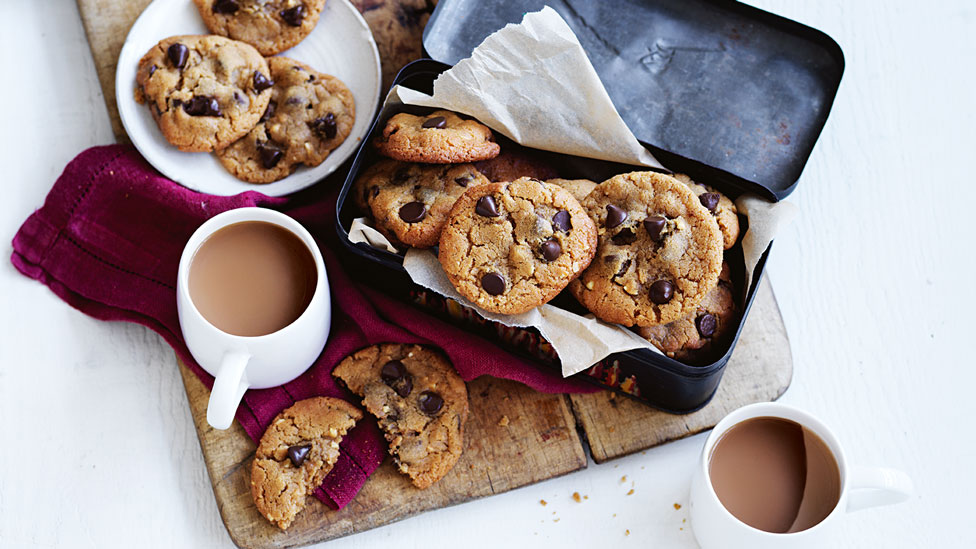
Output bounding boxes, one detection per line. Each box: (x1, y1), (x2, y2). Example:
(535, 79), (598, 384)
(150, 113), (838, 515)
(73, 0), (790, 546)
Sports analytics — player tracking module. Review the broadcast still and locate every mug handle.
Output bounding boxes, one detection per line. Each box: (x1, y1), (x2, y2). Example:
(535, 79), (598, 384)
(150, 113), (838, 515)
(847, 465), (914, 512)
(206, 351), (250, 430)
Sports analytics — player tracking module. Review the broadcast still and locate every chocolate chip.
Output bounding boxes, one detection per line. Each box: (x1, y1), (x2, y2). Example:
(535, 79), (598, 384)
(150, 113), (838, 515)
(233, 92), (246, 106)
(309, 114), (337, 139)
(699, 193), (720, 212)
(552, 210), (572, 232)
(252, 71), (273, 92)
(287, 444), (311, 467)
(167, 43), (188, 69)
(285, 96), (304, 106)
(605, 205), (628, 228)
(212, 0), (239, 14)
(475, 195), (500, 217)
(398, 202), (427, 223)
(381, 360), (413, 397)
(696, 314), (717, 337)
(147, 64), (157, 76)
(392, 168), (411, 185)
(649, 280), (674, 304)
(260, 100), (276, 122)
(280, 4), (306, 26)
(454, 175), (472, 187)
(308, 74), (316, 82)
(611, 228), (637, 245)
(603, 254), (618, 265)
(422, 116), (447, 129)
(418, 391), (444, 415)
(643, 216), (667, 241)
(481, 272), (505, 295)
(182, 96), (221, 116)
(540, 239), (562, 261)
(615, 258), (632, 278)
(257, 143), (282, 169)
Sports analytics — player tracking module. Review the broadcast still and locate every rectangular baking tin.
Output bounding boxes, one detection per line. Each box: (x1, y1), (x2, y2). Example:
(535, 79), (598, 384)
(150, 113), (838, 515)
(424, 0), (845, 201)
(336, 59), (771, 414)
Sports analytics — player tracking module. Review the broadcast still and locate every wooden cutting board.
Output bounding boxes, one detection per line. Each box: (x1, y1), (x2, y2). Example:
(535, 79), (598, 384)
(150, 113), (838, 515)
(76, 1), (792, 546)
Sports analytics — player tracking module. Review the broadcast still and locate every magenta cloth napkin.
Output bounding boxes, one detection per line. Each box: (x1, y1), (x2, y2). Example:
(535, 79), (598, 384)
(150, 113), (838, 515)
(11, 145), (597, 509)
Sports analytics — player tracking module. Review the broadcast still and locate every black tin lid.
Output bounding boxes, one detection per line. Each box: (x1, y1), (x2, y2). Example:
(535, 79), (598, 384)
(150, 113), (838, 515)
(423, 0), (844, 201)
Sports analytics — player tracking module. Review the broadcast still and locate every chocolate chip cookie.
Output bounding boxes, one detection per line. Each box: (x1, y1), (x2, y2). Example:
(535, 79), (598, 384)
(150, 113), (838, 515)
(374, 110), (501, 164)
(250, 397), (362, 530)
(216, 57), (355, 183)
(568, 171), (724, 327)
(636, 262), (737, 363)
(194, 0), (327, 56)
(473, 147), (558, 182)
(673, 174), (740, 250)
(333, 344), (468, 489)
(438, 177), (598, 315)
(135, 35), (272, 152)
(356, 160), (490, 248)
(548, 178), (597, 204)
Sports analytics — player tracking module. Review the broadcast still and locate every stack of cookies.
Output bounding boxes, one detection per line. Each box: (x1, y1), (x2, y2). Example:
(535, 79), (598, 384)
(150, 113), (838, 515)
(355, 109), (745, 364)
(133, 0), (355, 184)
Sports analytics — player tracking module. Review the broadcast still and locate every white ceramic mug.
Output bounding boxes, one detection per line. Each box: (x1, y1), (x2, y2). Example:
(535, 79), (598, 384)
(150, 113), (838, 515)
(690, 402), (913, 549)
(176, 208), (331, 430)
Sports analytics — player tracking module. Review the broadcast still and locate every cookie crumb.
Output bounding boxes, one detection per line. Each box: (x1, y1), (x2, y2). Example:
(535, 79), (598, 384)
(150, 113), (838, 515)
(539, 499), (547, 506)
(584, 495), (589, 500)
(620, 475), (627, 483)
(554, 518), (560, 523)
(673, 503), (682, 510)
(627, 489), (635, 496)
(612, 513), (617, 518)
(572, 492), (582, 503)
(498, 415), (510, 427)
(625, 529), (630, 536)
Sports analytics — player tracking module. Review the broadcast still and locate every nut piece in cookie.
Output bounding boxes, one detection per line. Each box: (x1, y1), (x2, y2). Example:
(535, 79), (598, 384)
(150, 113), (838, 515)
(193, 0), (327, 56)
(547, 178), (597, 204)
(438, 177), (598, 315)
(473, 146), (558, 182)
(568, 171), (724, 327)
(636, 262), (738, 364)
(217, 57), (356, 183)
(250, 397), (362, 530)
(672, 173), (740, 250)
(374, 110), (501, 164)
(135, 35), (272, 152)
(354, 160), (490, 248)
(333, 344), (468, 489)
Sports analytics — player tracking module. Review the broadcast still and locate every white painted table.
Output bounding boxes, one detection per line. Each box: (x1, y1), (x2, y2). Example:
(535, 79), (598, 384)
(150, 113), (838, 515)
(1, 1), (972, 547)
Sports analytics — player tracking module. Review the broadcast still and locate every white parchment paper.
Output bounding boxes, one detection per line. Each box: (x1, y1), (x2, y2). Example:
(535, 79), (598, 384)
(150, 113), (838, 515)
(348, 7), (796, 376)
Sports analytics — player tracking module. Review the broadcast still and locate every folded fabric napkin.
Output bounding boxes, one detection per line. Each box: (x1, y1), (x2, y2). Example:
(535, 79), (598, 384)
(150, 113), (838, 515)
(10, 145), (597, 509)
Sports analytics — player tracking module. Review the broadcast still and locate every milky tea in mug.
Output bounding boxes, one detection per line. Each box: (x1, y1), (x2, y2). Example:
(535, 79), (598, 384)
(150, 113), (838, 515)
(708, 416), (842, 533)
(188, 220), (317, 337)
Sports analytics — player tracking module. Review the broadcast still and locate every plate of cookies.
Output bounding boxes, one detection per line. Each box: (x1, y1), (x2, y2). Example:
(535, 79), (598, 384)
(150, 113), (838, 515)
(117, 0), (381, 196)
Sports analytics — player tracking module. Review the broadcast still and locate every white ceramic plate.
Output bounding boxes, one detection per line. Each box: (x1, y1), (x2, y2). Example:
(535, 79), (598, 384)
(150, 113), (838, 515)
(116, 0), (381, 196)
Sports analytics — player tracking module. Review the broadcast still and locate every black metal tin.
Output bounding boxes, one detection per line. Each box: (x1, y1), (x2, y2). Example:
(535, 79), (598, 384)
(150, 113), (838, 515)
(423, 0), (844, 201)
(337, 60), (774, 414)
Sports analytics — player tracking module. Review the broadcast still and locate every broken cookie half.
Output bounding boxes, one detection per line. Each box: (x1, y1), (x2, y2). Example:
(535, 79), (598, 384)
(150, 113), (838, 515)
(250, 397), (362, 530)
(333, 343), (468, 489)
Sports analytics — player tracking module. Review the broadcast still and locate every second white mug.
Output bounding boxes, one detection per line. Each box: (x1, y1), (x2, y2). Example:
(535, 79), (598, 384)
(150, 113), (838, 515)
(690, 402), (913, 549)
